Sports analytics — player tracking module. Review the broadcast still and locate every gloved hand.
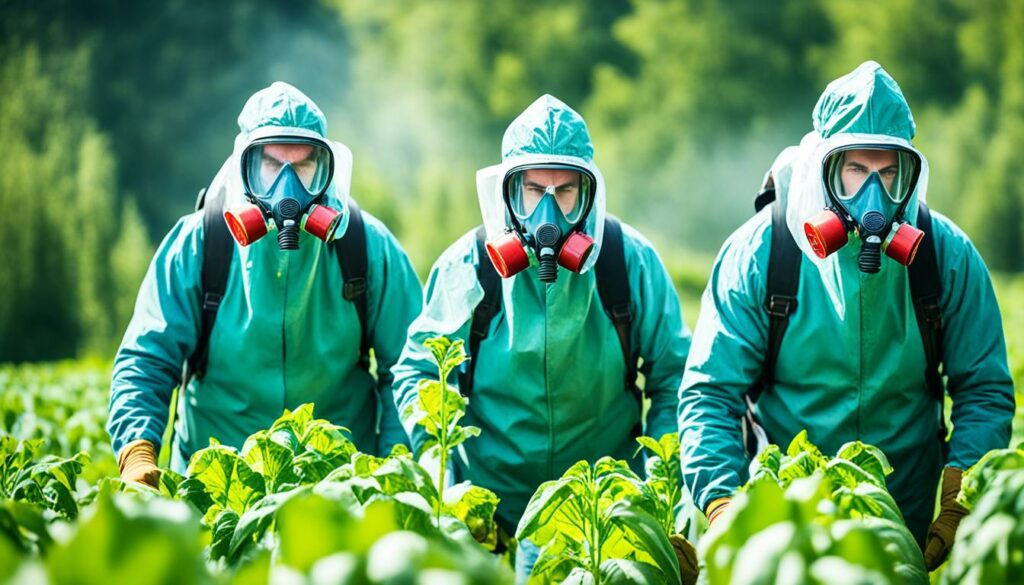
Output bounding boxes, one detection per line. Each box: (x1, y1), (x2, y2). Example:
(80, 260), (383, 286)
(924, 467), (968, 571)
(669, 534), (699, 585)
(705, 496), (732, 527)
(118, 439), (161, 488)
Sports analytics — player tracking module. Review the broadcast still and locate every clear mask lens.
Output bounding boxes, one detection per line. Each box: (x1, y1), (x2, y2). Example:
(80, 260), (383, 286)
(507, 167), (592, 224)
(825, 147), (919, 203)
(243, 140), (332, 197)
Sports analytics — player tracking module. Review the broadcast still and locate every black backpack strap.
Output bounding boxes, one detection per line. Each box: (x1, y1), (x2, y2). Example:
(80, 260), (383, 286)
(459, 226), (502, 397)
(595, 217), (638, 402)
(749, 200), (802, 403)
(335, 199), (370, 369)
(907, 203), (947, 441)
(185, 186), (234, 385)
(754, 186), (776, 213)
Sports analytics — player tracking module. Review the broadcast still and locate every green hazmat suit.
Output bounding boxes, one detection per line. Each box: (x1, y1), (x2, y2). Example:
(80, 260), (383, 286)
(392, 95), (691, 532)
(107, 82), (422, 472)
(677, 61), (1015, 546)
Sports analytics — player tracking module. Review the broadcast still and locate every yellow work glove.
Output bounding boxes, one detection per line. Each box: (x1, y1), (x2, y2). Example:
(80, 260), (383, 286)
(924, 467), (968, 571)
(118, 439), (161, 488)
(669, 534), (699, 585)
(705, 496), (732, 527)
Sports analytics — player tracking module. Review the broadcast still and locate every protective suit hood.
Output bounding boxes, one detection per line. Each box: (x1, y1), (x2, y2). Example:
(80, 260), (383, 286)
(476, 94), (607, 274)
(785, 62), (930, 302)
(205, 81), (355, 239)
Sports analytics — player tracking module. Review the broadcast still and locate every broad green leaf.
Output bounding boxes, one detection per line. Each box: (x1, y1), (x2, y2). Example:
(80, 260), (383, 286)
(531, 538), (585, 584)
(423, 336), (468, 379)
(833, 483), (903, 524)
(786, 432), (827, 461)
(207, 508), (240, 562)
(228, 485), (311, 562)
(351, 452), (386, 476)
(560, 566), (597, 585)
(859, 517), (926, 578)
(445, 425), (481, 450)
(371, 456), (439, 504)
(751, 444), (783, 479)
(158, 468), (184, 497)
(835, 441), (893, 484)
(183, 444), (265, 525)
(44, 491), (209, 584)
(825, 458), (882, 489)
(827, 521), (902, 581)
(958, 446), (1024, 510)
(242, 429), (300, 493)
(312, 476), (371, 513)
(276, 493), (359, 572)
(443, 483), (500, 550)
(725, 521), (799, 585)
(635, 436), (663, 459)
(778, 451), (823, 485)
(516, 478), (580, 541)
(605, 499), (681, 585)
(599, 557), (667, 584)
(0, 498), (51, 554)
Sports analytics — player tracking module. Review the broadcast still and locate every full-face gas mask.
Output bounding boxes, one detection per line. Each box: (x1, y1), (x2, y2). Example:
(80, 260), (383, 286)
(484, 164), (597, 283)
(223, 136), (341, 250)
(803, 146), (924, 273)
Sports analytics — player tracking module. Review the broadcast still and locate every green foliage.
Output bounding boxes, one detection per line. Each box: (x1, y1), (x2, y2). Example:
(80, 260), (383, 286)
(98, 400), (509, 577)
(41, 489), (214, 585)
(636, 432), (685, 535)
(704, 431), (926, 585)
(517, 457), (681, 585)
(942, 443), (1024, 584)
(0, 363), (117, 483)
(0, 437), (89, 521)
(402, 336), (480, 522)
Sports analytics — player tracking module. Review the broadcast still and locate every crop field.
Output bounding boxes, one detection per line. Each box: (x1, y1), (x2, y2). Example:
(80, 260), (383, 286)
(1, 279), (1021, 585)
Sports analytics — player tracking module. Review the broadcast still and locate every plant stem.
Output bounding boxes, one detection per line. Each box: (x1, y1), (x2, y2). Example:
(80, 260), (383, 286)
(435, 358), (450, 522)
(590, 471), (601, 584)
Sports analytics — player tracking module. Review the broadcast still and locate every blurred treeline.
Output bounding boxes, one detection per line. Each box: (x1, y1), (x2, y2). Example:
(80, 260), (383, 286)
(1, 0), (1022, 362)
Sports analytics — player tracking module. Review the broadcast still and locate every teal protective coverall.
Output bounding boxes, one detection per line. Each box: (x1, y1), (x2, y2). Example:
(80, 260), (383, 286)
(392, 95), (691, 532)
(108, 82), (422, 472)
(677, 61), (1015, 545)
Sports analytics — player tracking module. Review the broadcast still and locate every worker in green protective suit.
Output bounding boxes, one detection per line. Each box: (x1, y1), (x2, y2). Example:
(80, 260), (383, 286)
(678, 61), (1015, 571)
(391, 94), (691, 582)
(108, 82), (422, 485)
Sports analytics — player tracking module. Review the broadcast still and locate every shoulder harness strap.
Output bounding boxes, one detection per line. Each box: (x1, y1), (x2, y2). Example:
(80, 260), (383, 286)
(184, 186), (234, 385)
(750, 200), (802, 402)
(907, 203), (947, 439)
(335, 199), (370, 369)
(459, 226), (502, 397)
(594, 216), (638, 397)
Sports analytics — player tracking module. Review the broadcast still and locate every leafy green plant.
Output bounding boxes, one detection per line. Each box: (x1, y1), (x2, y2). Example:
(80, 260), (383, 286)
(0, 436), (89, 521)
(175, 404), (358, 564)
(702, 431), (926, 585)
(271, 492), (513, 584)
(16, 487), (216, 585)
(173, 400), (503, 567)
(401, 336), (480, 522)
(941, 443), (1024, 584)
(517, 457), (681, 585)
(0, 363), (117, 484)
(636, 431), (684, 535)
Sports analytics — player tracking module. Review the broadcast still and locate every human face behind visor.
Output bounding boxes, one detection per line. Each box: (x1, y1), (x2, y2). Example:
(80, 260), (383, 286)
(804, 146), (925, 272)
(225, 137), (341, 250)
(246, 142), (331, 196)
(486, 165), (596, 283)
(510, 168), (589, 226)
(828, 148), (917, 206)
